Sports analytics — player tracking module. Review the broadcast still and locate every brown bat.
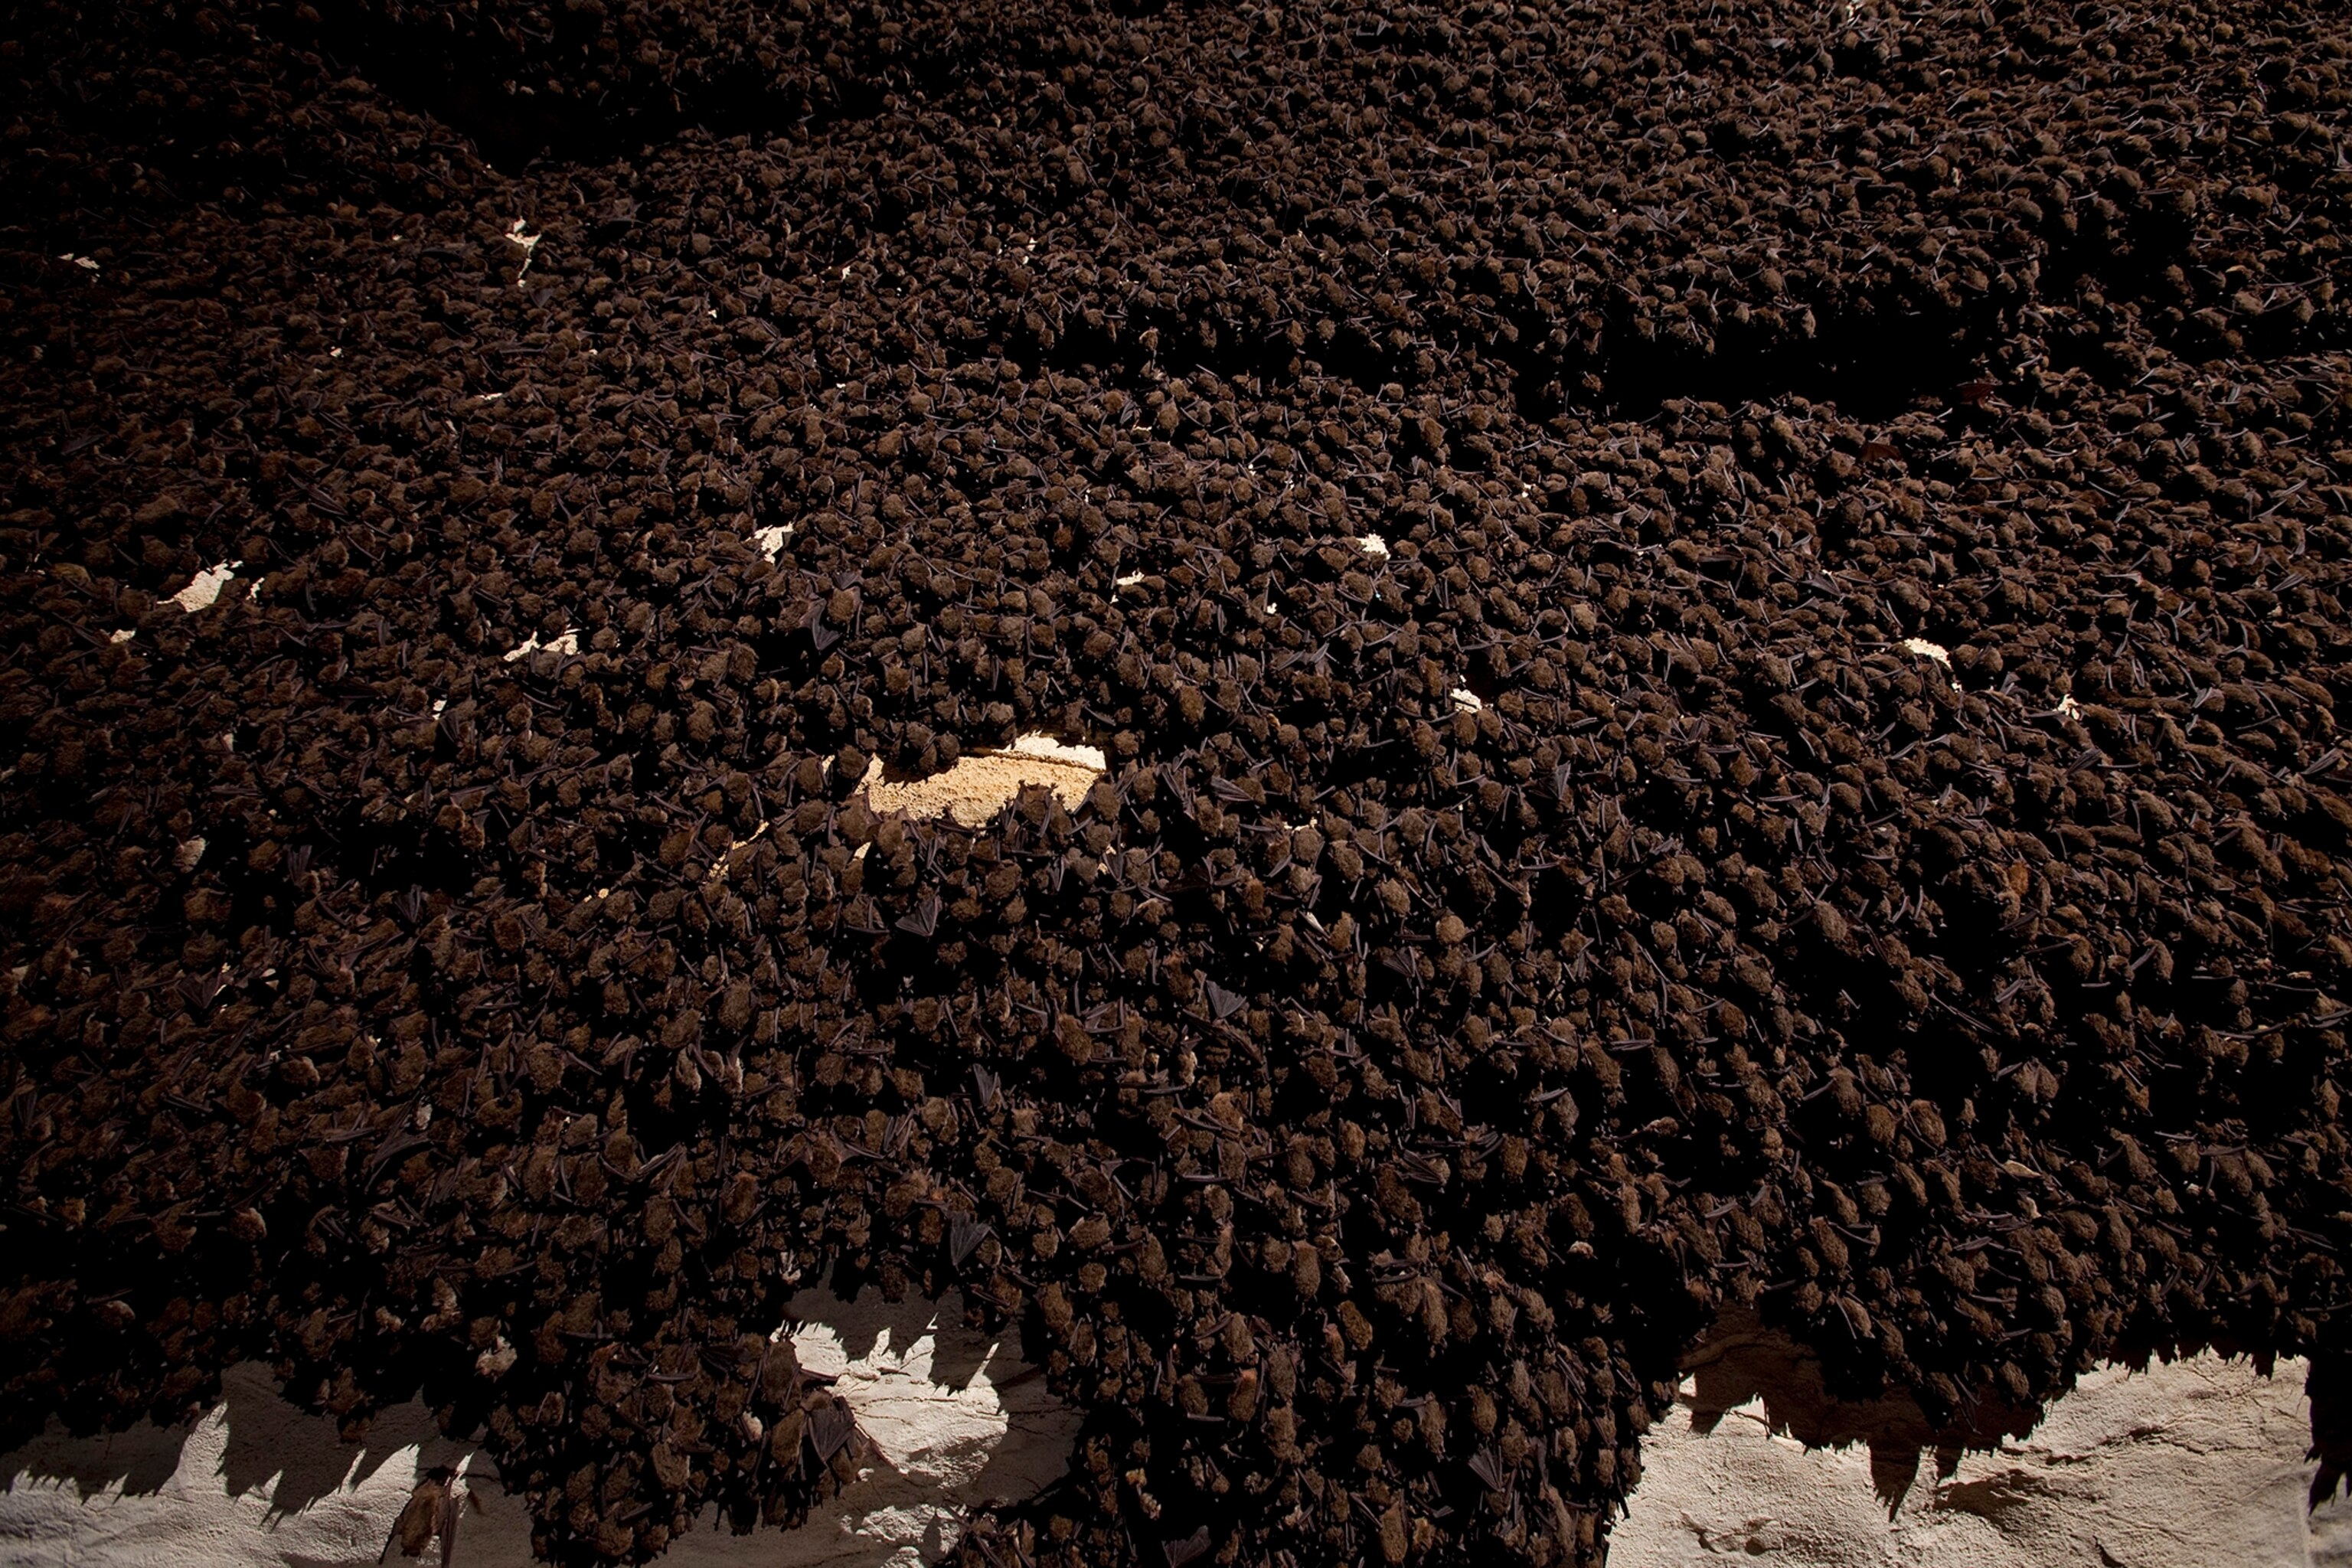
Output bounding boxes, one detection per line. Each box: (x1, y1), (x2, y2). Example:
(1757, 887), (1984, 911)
(380, 1465), (483, 1568)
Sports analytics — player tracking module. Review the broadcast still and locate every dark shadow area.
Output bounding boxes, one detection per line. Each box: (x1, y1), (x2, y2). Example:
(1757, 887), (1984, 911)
(248, 0), (1057, 173)
(1, 1314), (1073, 1556)
(2, 1413), (188, 1501)
(217, 1364), (459, 1521)
(1682, 1307), (2042, 1517)
(783, 1275), (1002, 1398)
(1573, 301), (1992, 425)
(2, 1361), (477, 1521)
(2309, 1352), (2352, 1509)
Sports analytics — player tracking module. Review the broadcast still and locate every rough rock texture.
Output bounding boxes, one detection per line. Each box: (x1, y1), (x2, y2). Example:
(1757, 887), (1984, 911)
(1619, 1347), (2352, 1566)
(0, 1287), (1078, 1568)
(858, 737), (1108, 831)
(11, 1328), (2346, 1568)
(8, 0), (2352, 1565)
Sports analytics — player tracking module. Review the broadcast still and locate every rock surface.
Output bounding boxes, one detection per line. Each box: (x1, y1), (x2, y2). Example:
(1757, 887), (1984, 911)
(857, 737), (1109, 831)
(13, 1325), (2350, 1568)
(1619, 1343), (2352, 1567)
(0, 1287), (1079, 1568)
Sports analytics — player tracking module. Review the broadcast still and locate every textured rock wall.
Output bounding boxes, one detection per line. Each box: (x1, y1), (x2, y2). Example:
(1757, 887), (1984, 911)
(1617, 1328), (2352, 1567)
(0, 1286), (1080, 1568)
(14, 1305), (2347, 1568)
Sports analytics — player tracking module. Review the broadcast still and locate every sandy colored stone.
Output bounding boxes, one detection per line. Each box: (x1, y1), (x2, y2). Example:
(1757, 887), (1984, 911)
(169, 560), (240, 613)
(1617, 1323), (2350, 1568)
(858, 734), (1106, 829)
(502, 627), (579, 662)
(0, 1286), (1078, 1568)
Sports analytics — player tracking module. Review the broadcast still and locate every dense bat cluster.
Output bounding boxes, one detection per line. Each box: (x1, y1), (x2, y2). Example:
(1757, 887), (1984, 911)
(6, 0), (2352, 1563)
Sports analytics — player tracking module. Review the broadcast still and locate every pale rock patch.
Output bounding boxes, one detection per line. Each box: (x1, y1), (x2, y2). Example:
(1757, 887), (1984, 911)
(1898, 635), (1951, 665)
(754, 524), (795, 560)
(858, 734), (1107, 829)
(171, 561), (242, 614)
(1898, 636), (1962, 690)
(503, 628), (580, 662)
(770, 1284), (1083, 1566)
(506, 219), (541, 284)
(0, 1289), (1077, 1568)
(1616, 1315), (2352, 1568)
